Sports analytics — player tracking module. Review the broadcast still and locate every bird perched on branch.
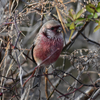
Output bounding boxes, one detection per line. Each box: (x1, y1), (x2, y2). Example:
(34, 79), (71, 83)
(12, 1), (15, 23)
(32, 20), (64, 87)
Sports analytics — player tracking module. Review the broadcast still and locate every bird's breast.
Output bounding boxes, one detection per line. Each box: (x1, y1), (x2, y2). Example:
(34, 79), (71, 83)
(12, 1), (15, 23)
(33, 35), (63, 66)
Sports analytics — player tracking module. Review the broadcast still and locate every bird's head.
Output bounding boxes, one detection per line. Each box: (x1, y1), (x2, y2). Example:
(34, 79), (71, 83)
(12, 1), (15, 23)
(39, 20), (63, 39)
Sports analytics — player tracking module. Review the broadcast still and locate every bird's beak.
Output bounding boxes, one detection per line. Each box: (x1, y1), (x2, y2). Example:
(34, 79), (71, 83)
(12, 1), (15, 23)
(57, 27), (62, 33)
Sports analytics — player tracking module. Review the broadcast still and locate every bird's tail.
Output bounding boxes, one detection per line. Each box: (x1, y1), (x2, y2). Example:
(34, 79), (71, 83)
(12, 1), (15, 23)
(33, 67), (44, 88)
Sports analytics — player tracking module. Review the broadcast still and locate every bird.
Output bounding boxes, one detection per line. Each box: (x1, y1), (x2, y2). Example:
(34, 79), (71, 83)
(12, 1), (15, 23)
(31, 20), (64, 87)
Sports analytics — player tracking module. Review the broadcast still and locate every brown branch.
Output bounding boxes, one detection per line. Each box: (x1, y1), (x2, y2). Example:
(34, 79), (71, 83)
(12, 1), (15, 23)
(45, 68), (49, 99)
(75, 87), (96, 100)
(44, 74), (69, 98)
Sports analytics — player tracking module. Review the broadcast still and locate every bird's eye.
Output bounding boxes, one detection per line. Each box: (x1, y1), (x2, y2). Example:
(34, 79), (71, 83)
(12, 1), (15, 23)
(51, 27), (54, 30)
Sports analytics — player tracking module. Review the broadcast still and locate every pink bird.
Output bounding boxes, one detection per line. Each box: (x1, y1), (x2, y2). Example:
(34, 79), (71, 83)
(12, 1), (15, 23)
(32, 20), (64, 87)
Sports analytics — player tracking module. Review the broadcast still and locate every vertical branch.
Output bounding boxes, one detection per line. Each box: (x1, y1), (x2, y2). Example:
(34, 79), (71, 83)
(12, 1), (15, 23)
(14, 11), (21, 48)
(45, 68), (49, 98)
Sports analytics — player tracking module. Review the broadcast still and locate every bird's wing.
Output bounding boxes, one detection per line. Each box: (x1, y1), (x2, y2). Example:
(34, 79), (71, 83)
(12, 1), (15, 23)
(31, 43), (37, 64)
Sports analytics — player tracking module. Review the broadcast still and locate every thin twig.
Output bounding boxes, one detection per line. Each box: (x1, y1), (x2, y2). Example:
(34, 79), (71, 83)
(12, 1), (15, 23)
(45, 68), (49, 99)
(81, 32), (100, 46)
(63, 21), (90, 51)
(44, 74), (69, 98)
